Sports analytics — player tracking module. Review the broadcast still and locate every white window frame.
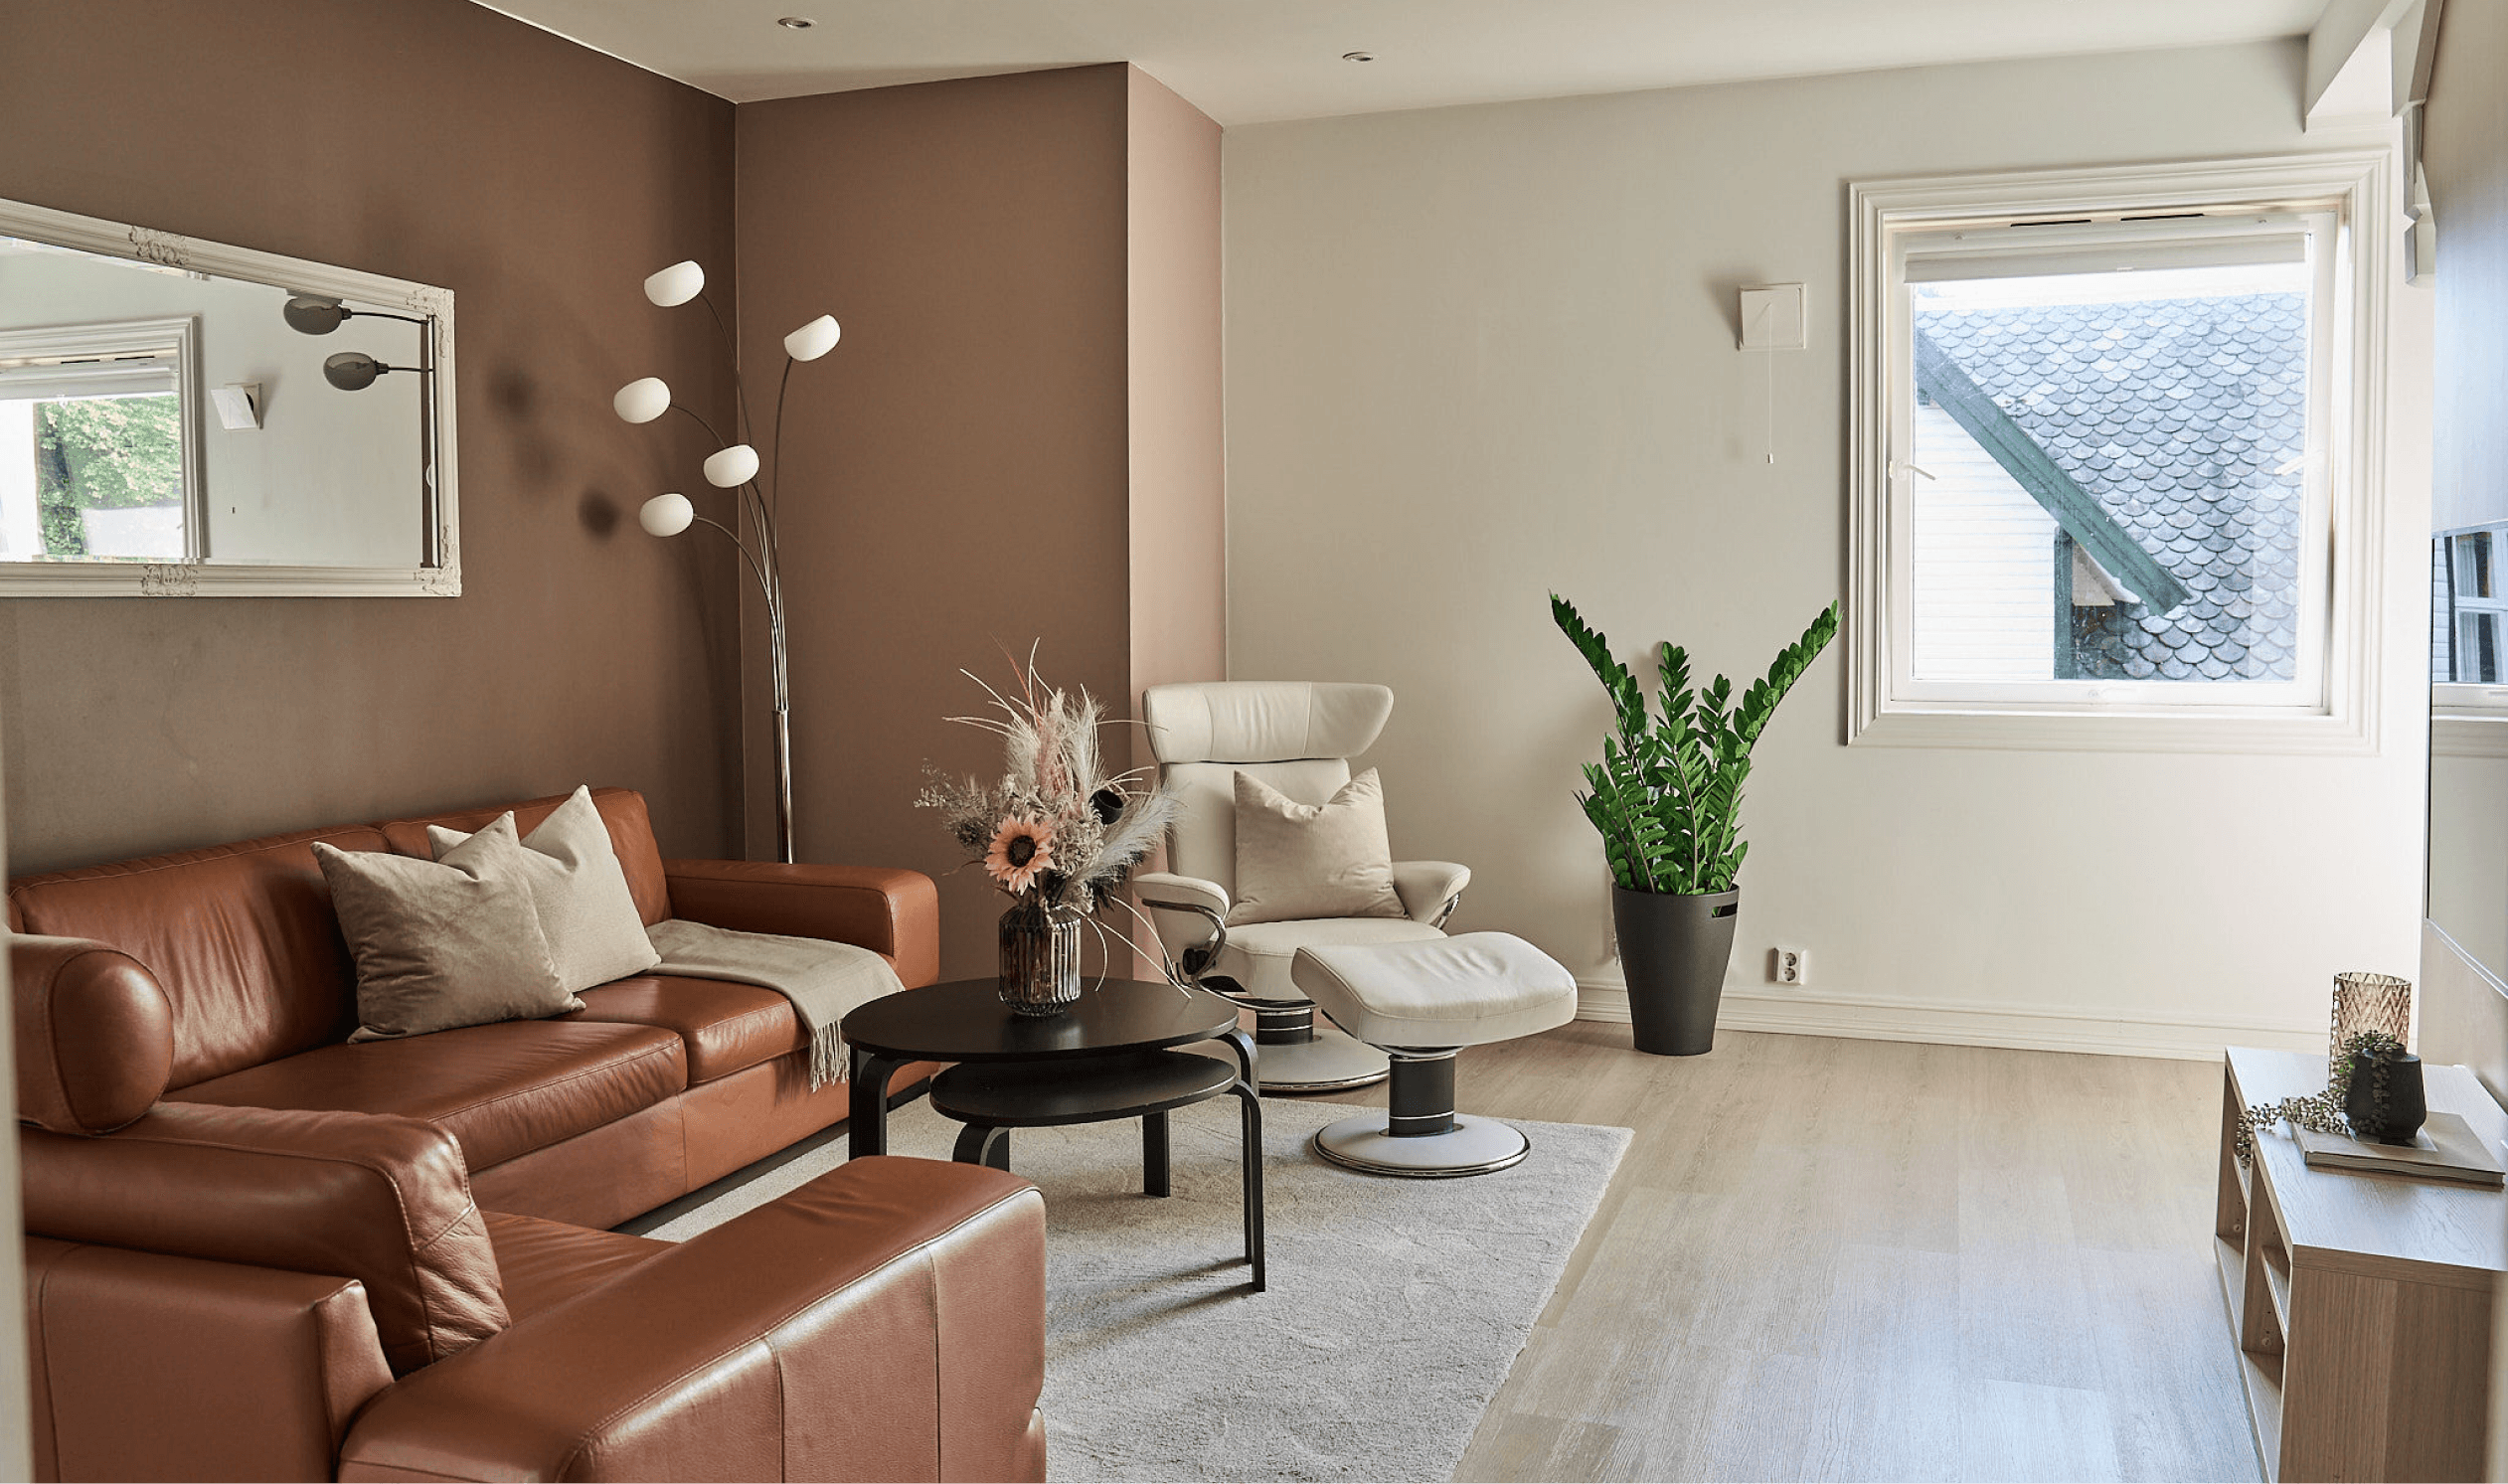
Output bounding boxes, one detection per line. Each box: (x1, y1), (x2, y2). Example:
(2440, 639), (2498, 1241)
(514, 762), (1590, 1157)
(1848, 153), (2395, 754)
(0, 315), (206, 561)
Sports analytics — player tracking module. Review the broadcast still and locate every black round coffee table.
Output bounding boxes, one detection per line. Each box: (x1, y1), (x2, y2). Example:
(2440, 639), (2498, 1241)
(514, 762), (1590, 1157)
(843, 979), (1263, 1289)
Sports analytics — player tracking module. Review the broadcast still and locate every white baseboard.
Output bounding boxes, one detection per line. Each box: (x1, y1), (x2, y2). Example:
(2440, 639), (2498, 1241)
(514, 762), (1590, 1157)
(1575, 975), (2320, 1062)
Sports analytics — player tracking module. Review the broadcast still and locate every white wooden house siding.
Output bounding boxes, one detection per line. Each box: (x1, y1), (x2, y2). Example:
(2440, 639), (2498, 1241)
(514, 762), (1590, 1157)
(1911, 402), (2056, 680)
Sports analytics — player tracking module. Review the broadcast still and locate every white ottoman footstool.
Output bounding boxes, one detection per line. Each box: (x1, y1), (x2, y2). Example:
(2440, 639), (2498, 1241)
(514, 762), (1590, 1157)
(1290, 932), (1579, 1177)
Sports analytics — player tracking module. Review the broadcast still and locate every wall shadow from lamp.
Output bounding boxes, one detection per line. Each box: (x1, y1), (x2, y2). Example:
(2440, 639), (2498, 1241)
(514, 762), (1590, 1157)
(615, 259), (842, 865)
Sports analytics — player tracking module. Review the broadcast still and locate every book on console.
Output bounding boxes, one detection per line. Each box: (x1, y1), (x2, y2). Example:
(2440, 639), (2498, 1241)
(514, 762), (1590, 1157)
(2294, 1110), (2506, 1188)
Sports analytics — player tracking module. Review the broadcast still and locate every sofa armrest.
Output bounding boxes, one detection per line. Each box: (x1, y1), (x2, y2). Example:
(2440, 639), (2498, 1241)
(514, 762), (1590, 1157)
(12, 934), (173, 1134)
(662, 860), (940, 988)
(1133, 871), (1229, 920)
(26, 1236), (393, 1483)
(1392, 861), (1470, 925)
(20, 1102), (507, 1376)
(337, 1156), (1046, 1483)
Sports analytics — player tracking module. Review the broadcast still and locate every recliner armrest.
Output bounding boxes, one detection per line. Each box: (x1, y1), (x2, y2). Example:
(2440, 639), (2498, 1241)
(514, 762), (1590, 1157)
(1134, 872), (1230, 921)
(1392, 861), (1470, 924)
(336, 1157), (1046, 1484)
(661, 860), (940, 988)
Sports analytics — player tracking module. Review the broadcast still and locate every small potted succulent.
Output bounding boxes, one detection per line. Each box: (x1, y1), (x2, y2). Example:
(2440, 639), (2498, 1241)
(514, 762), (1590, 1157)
(1553, 594), (1838, 1056)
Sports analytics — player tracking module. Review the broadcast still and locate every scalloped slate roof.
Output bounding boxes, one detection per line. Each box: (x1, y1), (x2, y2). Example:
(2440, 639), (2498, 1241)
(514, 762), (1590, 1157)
(1917, 293), (2309, 682)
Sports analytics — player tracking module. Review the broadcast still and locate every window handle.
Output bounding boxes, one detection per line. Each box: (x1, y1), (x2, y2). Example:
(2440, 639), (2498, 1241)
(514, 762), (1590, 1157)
(1890, 459), (1938, 482)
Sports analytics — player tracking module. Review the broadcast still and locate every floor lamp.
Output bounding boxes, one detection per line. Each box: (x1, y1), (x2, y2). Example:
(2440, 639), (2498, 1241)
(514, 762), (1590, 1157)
(615, 259), (840, 865)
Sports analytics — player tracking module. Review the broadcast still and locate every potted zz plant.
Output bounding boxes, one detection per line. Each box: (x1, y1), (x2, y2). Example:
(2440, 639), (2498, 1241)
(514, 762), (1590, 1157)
(1553, 594), (1838, 1056)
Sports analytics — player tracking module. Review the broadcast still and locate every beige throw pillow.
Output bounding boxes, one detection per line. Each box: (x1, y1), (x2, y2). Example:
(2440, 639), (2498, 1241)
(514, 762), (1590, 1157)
(428, 786), (662, 995)
(1230, 768), (1409, 925)
(314, 815), (579, 1042)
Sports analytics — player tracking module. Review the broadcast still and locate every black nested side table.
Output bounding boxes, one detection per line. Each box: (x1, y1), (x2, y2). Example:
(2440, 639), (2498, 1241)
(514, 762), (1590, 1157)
(842, 980), (1264, 1288)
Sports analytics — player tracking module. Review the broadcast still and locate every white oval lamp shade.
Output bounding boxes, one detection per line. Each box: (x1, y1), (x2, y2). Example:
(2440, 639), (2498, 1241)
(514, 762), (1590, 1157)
(703, 443), (760, 488)
(612, 376), (671, 423)
(639, 493), (695, 537)
(643, 260), (705, 307)
(783, 315), (842, 361)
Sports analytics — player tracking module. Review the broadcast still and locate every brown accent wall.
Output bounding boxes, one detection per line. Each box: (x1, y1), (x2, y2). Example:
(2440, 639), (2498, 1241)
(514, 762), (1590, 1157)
(0, 0), (743, 871)
(738, 67), (1135, 978)
(737, 65), (1224, 979)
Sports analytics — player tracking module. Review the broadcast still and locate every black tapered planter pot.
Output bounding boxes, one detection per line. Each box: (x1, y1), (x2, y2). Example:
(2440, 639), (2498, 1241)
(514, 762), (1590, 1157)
(2343, 1050), (2426, 1144)
(1613, 886), (1741, 1056)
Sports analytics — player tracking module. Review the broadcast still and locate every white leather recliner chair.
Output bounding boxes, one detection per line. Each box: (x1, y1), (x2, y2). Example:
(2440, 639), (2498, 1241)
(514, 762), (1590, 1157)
(1134, 682), (1470, 1093)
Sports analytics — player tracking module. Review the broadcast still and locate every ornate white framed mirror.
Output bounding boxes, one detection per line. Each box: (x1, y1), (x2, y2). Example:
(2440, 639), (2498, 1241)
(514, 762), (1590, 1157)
(0, 195), (457, 596)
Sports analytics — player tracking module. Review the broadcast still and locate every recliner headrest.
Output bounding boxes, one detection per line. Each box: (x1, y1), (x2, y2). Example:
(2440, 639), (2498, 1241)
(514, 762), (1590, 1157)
(1143, 682), (1395, 764)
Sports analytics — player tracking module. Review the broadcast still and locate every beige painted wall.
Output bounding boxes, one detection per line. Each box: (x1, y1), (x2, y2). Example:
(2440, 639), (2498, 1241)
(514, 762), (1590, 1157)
(1126, 66), (1230, 770)
(0, 0), (745, 871)
(1224, 41), (2432, 1056)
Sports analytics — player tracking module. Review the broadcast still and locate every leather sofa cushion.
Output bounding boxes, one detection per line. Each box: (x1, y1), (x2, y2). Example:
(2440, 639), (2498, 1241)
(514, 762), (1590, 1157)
(571, 976), (804, 1084)
(378, 787), (672, 927)
(483, 1210), (668, 1321)
(21, 1102), (506, 1377)
(171, 1020), (688, 1172)
(8, 825), (381, 1088)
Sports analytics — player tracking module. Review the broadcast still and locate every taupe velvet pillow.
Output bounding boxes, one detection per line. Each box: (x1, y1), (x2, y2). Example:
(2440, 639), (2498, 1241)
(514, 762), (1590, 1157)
(314, 814), (579, 1041)
(1230, 767), (1409, 925)
(428, 786), (661, 995)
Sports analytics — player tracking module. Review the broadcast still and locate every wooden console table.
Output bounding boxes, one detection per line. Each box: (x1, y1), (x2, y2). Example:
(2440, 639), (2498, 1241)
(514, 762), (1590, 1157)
(2216, 1047), (2505, 1481)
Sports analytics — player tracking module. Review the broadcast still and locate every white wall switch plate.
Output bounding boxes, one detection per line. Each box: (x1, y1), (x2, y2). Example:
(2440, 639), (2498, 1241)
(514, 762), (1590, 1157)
(1739, 283), (1806, 351)
(1772, 947), (1808, 985)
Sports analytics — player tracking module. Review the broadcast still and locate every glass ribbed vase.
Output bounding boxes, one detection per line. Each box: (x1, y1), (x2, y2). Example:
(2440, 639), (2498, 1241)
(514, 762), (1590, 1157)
(2329, 970), (2413, 1061)
(997, 898), (1084, 1017)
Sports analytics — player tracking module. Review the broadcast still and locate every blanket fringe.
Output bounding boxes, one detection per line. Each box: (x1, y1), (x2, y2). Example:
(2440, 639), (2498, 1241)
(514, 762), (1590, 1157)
(810, 1026), (847, 1092)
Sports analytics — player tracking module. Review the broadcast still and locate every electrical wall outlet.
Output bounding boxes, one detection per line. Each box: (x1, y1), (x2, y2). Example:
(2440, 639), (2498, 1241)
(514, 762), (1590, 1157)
(1772, 947), (1808, 985)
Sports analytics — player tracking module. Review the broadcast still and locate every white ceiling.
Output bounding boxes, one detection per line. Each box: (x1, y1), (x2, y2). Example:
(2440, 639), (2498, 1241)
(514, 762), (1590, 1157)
(476, 0), (2331, 127)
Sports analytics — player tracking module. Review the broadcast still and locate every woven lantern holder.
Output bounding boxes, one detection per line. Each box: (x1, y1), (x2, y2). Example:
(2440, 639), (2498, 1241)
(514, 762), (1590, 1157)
(2328, 971), (2412, 1064)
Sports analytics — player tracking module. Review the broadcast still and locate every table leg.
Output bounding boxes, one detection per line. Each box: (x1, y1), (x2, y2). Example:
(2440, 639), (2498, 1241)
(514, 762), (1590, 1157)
(1144, 1110), (1171, 1197)
(1233, 1080), (1265, 1292)
(848, 1050), (904, 1159)
(953, 1123), (1011, 1170)
(1220, 1028), (1258, 1088)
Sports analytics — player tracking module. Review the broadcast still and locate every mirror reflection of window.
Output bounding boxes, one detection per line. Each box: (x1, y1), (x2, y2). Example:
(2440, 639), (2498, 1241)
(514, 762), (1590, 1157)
(2435, 527), (2506, 685)
(0, 347), (185, 561)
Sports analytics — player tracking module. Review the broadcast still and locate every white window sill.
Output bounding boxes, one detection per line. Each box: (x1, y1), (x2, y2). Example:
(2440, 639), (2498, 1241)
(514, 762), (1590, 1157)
(1849, 702), (2375, 755)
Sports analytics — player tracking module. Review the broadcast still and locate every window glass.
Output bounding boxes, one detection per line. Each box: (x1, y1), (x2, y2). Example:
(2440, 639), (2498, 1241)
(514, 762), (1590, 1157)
(1906, 258), (2315, 689)
(0, 349), (185, 561)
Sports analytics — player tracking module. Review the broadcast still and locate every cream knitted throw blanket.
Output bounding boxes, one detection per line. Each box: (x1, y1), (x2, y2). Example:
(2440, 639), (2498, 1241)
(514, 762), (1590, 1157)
(644, 918), (904, 1090)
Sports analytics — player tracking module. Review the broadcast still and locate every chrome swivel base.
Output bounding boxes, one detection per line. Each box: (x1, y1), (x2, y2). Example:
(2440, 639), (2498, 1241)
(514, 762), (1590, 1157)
(1313, 1113), (1531, 1178)
(1249, 1021), (1389, 1093)
(1310, 1045), (1529, 1177)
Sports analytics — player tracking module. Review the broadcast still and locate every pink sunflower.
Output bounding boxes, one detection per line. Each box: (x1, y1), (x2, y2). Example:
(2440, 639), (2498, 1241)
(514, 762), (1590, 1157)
(984, 814), (1056, 894)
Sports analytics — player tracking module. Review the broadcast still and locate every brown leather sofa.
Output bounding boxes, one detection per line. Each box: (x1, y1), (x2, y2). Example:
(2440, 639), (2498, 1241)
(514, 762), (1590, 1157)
(13, 787), (1048, 1482)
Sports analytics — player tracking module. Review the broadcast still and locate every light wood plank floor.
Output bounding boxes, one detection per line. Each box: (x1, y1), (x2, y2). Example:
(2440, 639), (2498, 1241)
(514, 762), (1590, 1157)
(1322, 1023), (2260, 1483)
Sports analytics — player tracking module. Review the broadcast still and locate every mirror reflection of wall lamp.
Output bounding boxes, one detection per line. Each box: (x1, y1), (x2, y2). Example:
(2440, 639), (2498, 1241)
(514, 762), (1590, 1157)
(614, 258), (842, 866)
(1738, 282), (1806, 465)
(282, 293), (443, 563)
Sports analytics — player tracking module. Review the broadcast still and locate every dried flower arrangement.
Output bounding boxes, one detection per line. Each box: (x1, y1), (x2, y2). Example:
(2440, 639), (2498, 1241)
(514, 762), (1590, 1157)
(2233, 1029), (2408, 1166)
(918, 648), (1180, 931)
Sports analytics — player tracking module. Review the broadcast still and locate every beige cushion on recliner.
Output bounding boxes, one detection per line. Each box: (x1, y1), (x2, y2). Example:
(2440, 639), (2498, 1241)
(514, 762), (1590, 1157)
(1231, 769), (1408, 925)
(1213, 916), (1449, 1003)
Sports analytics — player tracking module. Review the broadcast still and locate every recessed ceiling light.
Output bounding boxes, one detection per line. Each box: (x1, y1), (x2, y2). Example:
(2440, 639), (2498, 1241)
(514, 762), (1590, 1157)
(777, 16), (815, 29)
(1342, 51), (1375, 63)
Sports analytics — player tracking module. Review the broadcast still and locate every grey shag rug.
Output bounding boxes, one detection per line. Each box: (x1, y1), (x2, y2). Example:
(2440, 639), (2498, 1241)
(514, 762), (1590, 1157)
(648, 1093), (1630, 1482)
